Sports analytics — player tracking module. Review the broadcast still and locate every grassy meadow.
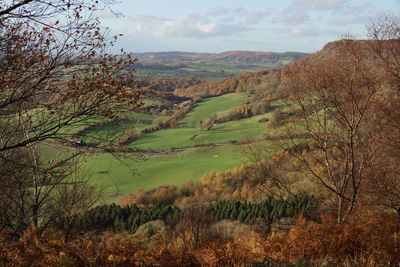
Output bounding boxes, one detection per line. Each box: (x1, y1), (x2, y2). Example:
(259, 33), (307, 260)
(82, 145), (247, 202)
(134, 61), (278, 81)
(178, 93), (250, 127)
(40, 93), (292, 202)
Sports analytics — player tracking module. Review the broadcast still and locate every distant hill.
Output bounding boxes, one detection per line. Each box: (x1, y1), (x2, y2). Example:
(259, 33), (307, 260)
(133, 51), (308, 65)
(204, 51), (308, 64)
(134, 52), (214, 63)
(129, 50), (309, 80)
(173, 69), (284, 99)
(173, 39), (380, 99)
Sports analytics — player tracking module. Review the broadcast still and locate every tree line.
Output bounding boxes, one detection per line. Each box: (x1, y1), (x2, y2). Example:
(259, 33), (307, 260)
(74, 193), (316, 236)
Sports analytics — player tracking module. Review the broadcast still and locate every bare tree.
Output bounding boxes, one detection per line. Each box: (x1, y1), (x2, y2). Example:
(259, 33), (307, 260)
(0, 0), (140, 152)
(0, 146), (67, 230)
(242, 140), (298, 201)
(53, 175), (102, 242)
(282, 39), (381, 223)
(365, 13), (400, 214)
(368, 13), (400, 92)
(0, 0), (141, 235)
(174, 205), (214, 249)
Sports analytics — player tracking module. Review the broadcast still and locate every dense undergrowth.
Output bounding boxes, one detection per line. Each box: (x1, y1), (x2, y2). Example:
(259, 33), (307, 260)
(1, 212), (398, 266)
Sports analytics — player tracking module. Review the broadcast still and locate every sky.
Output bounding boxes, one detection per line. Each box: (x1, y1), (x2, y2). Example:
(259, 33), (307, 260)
(98, 0), (400, 53)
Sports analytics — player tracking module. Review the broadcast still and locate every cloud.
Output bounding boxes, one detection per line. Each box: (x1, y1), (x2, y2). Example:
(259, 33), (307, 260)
(233, 7), (249, 17)
(330, 14), (370, 25)
(97, 9), (119, 19)
(128, 13), (251, 38)
(128, 24), (145, 35)
(157, 22), (249, 38)
(246, 9), (273, 25)
(268, 25), (339, 38)
(273, 11), (309, 25)
(130, 15), (170, 24)
(286, 26), (341, 37)
(291, 0), (348, 11)
(206, 6), (230, 17)
(290, 26), (321, 36)
(126, 6), (276, 39)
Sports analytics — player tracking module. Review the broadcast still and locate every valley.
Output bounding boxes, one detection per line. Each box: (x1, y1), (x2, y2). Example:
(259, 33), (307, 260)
(36, 50), (308, 203)
(131, 51), (308, 80)
(41, 90), (290, 202)
(2, 1), (399, 265)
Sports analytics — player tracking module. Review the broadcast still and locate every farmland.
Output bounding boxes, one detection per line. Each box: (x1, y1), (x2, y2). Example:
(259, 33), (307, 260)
(4, 1), (397, 264)
(82, 145), (247, 202)
(133, 62), (279, 81)
(132, 51), (308, 81)
(39, 92), (290, 202)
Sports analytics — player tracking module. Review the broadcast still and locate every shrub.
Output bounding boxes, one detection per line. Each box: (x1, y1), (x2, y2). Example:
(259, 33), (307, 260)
(264, 213), (400, 265)
(269, 109), (285, 127)
(118, 128), (143, 145)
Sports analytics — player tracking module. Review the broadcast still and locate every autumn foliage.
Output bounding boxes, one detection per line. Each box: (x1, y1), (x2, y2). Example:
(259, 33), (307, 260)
(174, 69), (284, 100)
(0, 211), (398, 266)
(0, 2), (399, 265)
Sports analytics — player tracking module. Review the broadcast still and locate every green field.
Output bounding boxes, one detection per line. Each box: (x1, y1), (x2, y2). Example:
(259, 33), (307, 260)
(129, 93), (272, 150)
(122, 111), (169, 122)
(79, 120), (145, 144)
(41, 93), (291, 203)
(74, 112), (170, 145)
(134, 62), (278, 81)
(83, 145), (246, 202)
(179, 93), (250, 127)
(129, 125), (266, 150)
(129, 95), (288, 151)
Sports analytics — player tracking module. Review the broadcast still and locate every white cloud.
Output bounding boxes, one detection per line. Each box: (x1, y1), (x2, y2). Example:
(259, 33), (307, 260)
(127, 13), (251, 38)
(246, 9), (273, 25)
(267, 25), (337, 38)
(155, 20), (249, 38)
(330, 14), (370, 25)
(233, 7), (249, 17)
(128, 24), (145, 35)
(129, 15), (170, 24)
(290, 26), (321, 36)
(206, 6), (230, 17)
(286, 26), (341, 37)
(273, 11), (309, 25)
(97, 9), (119, 19)
(291, 0), (348, 10)
(126, 6), (276, 39)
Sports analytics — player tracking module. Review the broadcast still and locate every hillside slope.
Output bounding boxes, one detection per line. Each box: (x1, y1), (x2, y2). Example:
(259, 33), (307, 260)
(205, 51), (308, 64)
(173, 39), (381, 99)
(133, 50), (308, 64)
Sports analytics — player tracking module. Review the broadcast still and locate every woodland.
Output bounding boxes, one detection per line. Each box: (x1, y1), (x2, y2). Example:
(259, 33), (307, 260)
(0, 0), (399, 266)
